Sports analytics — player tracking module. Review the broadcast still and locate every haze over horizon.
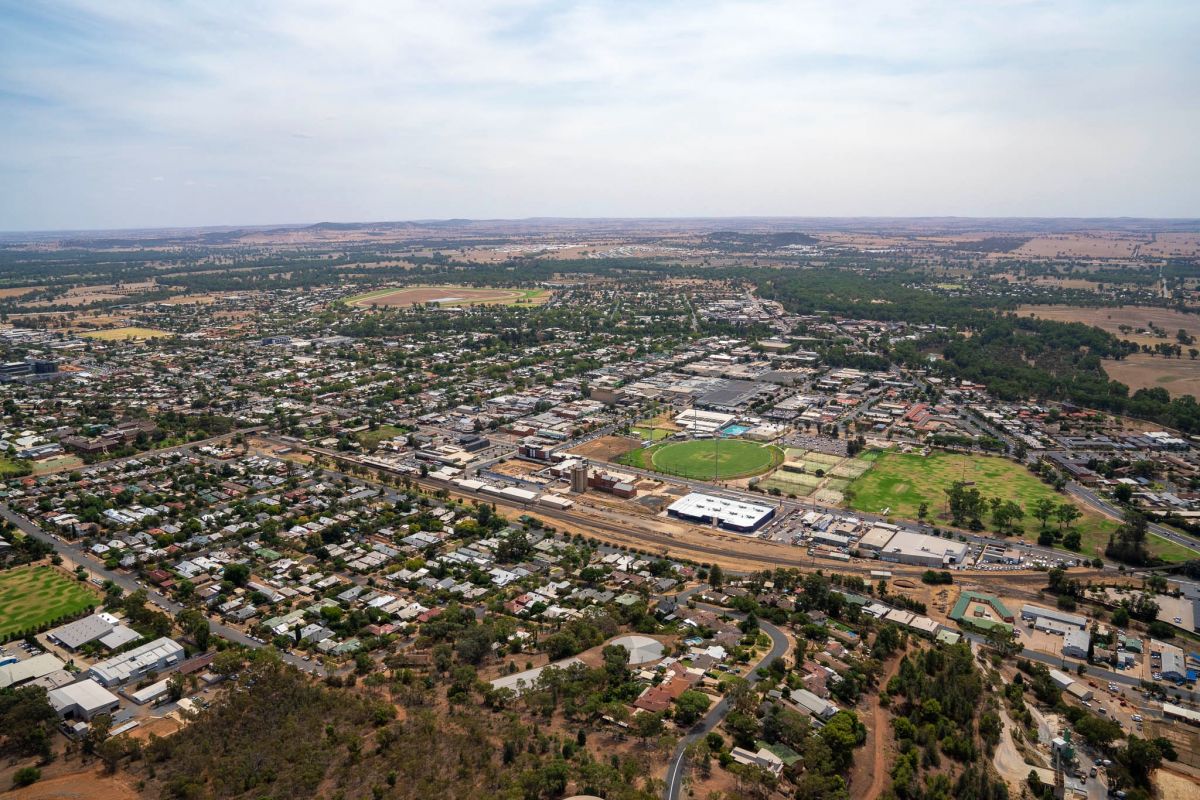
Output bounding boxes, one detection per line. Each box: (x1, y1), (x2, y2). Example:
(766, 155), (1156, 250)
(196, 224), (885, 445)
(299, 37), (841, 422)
(2, 0), (1198, 231)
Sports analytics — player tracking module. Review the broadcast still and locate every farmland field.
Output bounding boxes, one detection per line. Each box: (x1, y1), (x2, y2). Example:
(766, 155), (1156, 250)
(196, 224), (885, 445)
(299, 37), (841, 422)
(619, 438), (782, 480)
(82, 326), (172, 340)
(847, 451), (1189, 562)
(345, 285), (549, 308)
(0, 565), (99, 640)
(1016, 304), (1200, 346)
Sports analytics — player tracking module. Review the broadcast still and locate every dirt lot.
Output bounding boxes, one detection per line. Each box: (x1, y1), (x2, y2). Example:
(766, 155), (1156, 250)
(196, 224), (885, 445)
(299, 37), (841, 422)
(1, 766), (140, 800)
(566, 435), (640, 462)
(1103, 353), (1200, 396)
(349, 286), (547, 307)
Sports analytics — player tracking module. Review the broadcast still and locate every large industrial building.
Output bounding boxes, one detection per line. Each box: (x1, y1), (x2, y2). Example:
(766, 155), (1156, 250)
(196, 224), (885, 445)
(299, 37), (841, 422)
(667, 492), (775, 532)
(47, 612), (140, 652)
(875, 530), (969, 567)
(47, 678), (120, 721)
(87, 637), (184, 687)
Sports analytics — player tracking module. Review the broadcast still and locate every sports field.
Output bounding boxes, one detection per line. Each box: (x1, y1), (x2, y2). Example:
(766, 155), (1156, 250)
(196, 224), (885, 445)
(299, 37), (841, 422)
(619, 438), (782, 480)
(82, 326), (172, 340)
(0, 565), (98, 640)
(847, 451), (1190, 562)
(345, 285), (548, 308)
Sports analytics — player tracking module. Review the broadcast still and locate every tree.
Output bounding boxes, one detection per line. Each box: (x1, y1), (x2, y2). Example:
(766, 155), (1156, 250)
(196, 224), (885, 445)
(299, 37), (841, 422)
(673, 690), (711, 727)
(708, 564), (724, 589)
(211, 649), (245, 676)
(1032, 497), (1056, 529)
(632, 711), (664, 743)
(167, 672), (185, 702)
(1055, 502), (1081, 531)
(223, 562), (251, 587)
(177, 608), (210, 651)
(0, 686), (57, 760)
(11, 766), (40, 788)
(819, 710), (866, 772)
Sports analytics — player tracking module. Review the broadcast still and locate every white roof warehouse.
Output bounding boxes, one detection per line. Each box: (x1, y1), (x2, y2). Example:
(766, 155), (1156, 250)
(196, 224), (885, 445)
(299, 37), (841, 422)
(87, 637), (184, 687)
(666, 492), (776, 532)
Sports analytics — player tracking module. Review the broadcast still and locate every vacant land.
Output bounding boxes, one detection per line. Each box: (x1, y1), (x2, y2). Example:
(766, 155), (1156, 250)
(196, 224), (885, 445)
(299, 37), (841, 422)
(1017, 305), (1200, 345)
(346, 285), (548, 308)
(356, 424), (408, 449)
(0, 565), (98, 640)
(620, 438), (782, 480)
(1103, 353), (1200, 397)
(82, 326), (172, 340)
(566, 435), (640, 462)
(848, 451), (1191, 562)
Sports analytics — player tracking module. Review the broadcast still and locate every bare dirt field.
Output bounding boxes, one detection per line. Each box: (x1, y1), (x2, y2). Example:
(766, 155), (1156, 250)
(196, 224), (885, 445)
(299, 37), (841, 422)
(1105, 354), (1200, 397)
(153, 293), (220, 305)
(1156, 768), (1200, 800)
(348, 285), (547, 308)
(1140, 233), (1200, 259)
(566, 435), (640, 462)
(0, 286), (42, 298)
(1012, 234), (1141, 259)
(1, 767), (140, 800)
(1017, 305), (1200, 343)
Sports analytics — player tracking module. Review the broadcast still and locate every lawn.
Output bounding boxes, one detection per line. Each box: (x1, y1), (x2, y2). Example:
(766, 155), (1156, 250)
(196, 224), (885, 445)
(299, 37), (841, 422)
(846, 450), (1189, 563)
(631, 426), (672, 441)
(0, 456), (31, 477)
(356, 424), (409, 450)
(0, 565), (99, 641)
(619, 438), (782, 480)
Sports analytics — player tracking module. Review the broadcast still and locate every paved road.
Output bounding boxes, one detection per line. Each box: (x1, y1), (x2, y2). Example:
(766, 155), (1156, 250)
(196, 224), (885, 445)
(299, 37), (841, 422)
(1066, 483), (1200, 555)
(962, 630), (1196, 704)
(663, 600), (788, 800)
(0, 503), (313, 672)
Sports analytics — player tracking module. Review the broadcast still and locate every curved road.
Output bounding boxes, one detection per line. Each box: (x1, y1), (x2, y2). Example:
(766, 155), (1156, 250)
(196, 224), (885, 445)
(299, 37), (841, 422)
(663, 599), (789, 800)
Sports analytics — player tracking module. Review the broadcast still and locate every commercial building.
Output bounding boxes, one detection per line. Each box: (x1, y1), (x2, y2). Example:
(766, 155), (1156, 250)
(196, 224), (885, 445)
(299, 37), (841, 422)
(0, 653), (65, 689)
(856, 526), (899, 552)
(1066, 682), (1093, 701)
(88, 637), (184, 687)
(47, 678), (121, 721)
(876, 530), (968, 567)
(1020, 604), (1087, 631)
(666, 492), (775, 533)
(673, 409), (735, 435)
(1164, 702), (1200, 725)
(1062, 629), (1091, 660)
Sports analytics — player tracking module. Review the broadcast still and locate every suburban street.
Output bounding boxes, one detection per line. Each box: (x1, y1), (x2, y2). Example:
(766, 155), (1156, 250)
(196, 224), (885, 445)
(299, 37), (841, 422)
(0, 503), (313, 673)
(664, 596), (789, 800)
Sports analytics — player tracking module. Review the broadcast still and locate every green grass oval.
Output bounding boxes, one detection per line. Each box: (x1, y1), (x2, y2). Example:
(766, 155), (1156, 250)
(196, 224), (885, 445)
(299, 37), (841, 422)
(649, 439), (781, 480)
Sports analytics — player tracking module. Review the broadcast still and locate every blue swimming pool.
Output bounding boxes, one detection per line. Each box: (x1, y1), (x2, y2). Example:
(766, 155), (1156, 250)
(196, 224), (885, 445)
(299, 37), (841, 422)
(721, 424), (750, 436)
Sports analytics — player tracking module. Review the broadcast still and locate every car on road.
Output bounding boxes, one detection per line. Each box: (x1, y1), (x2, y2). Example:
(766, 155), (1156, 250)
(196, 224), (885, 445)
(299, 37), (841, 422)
(1131, 714), (1142, 722)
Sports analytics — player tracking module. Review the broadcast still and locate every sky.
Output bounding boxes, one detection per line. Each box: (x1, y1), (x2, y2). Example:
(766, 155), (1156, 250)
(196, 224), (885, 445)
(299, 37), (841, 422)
(1, 0), (1198, 231)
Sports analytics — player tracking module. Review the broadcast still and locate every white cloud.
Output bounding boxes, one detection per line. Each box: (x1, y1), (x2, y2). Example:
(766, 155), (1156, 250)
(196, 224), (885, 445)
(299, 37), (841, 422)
(0, 0), (1197, 229)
